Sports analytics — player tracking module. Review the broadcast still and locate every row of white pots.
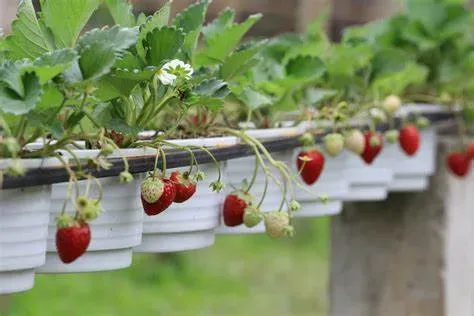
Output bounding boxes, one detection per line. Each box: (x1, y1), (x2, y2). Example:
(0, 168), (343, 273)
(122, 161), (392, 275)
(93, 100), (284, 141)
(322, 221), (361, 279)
(0, 127), (438, 293)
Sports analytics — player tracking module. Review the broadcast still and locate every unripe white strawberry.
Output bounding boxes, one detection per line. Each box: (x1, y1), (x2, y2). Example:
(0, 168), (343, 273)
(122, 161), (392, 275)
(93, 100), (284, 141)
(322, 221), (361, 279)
(382, 95), (402, 114)
(345, 129), (365, 155)
(243, 206), (262, 228)
(140, 177), (164, 203)
(324, 133), (344, 157)
(264, 211), (292, 238)
(384, 130), (399, 144)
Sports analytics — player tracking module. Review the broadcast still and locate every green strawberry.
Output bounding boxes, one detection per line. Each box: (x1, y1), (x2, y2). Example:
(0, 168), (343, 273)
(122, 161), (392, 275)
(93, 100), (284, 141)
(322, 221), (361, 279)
(243, 205), (263, 228)
(384, 130), (399, 144)
(140, 177), (164, 203)
(324, 133), (344, 157)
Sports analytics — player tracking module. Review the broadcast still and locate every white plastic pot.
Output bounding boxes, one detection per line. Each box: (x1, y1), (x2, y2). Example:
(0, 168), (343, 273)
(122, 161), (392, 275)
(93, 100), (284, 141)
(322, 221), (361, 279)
(343, 151), (393, 201)
(135, 136), (237, 252)
(374, 128), (437, 192)
(37, 176), (143, 273)
(135, 163), (224, 252)
(292, 150), (350, 217)
(0, 158), (61, 293)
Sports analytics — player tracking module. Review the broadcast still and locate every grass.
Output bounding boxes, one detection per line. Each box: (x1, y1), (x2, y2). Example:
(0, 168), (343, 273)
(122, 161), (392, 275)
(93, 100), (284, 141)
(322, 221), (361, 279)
(5, 217), (329, 316)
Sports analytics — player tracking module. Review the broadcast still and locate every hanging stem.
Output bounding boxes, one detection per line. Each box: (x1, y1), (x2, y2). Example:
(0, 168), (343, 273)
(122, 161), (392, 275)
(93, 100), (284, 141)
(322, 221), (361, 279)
(245, 156), (259, 193)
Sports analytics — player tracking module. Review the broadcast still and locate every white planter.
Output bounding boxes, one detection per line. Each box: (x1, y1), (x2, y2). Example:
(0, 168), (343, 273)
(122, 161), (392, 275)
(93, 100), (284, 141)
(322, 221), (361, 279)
(374, 128), (437, 192)
(343, 151), (393, 201)
(37, 176), (143, 273)
(0, 158), (61, 294)
(135, 163), (224, 252)
(292, 150), (350, 217)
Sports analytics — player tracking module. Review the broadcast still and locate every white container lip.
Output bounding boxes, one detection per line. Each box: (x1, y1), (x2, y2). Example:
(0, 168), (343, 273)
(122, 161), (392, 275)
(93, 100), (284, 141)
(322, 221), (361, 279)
(0, 157), (65, 170)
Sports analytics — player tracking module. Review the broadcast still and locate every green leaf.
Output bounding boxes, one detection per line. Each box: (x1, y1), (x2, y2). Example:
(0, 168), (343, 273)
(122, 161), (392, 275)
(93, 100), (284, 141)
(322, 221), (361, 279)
(370, 62), (428, 97)
(25, 49), (77, 84)
(0, 72), (43, 115)
(193, 78), (229, 98)
(5, 0), (51, 60)
(173, 0), (210, 59)
(0, 61), (25, 97)
(302, 88), (338, 105)
(406, 0), (446, 34)
(105, 0), (136, 27)
(236, 87), (273, 110)
(173, 0), (209, 34)
(196, 14), (262, 66)
(136, 1), (171, 60)
(220, 40), (267, 80)
(285, 56), (325, 79)
(39, 0), (101, 48)
(75, 26), (139, 81)
(202, 8), (235, 40)
(144, 27), (185, 66)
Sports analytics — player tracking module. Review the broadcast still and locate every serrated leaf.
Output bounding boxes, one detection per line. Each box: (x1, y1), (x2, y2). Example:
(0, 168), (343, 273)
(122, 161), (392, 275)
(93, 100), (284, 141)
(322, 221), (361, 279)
(0, 61), (25, 97)
(105, 0), (136, 27)
(302, 88), (338, 105)
(285, 56), (325, 79)
(193, 78), (229, 98)
(202, 9), (235, 40)
(220, 40), (267, 80)
(5, 0), (51, 60)
(173, 0), (210, 59)
(196, 14), (262, 66)
(236, 87), (273, 110)
(40, 0), (101, 48)
(136, 2), (171, 60)
(25, 49), (77, 84)
(370, 62), (428, 97)
(76, 26), (139, 81)
(145, 27), (184, 66)
(0, 72), (43, 115)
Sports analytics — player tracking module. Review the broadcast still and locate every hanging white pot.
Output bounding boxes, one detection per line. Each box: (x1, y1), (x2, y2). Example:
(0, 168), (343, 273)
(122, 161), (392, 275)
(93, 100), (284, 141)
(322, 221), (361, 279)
(374, 128), (436, 192)
(343, 151), (394, 201)
(135, 162), (224, 252)
(135, 136), (237, 252)
(0, 158), (61, 294)
(37, 176), (143, 273)
(292, 150), (350, 217)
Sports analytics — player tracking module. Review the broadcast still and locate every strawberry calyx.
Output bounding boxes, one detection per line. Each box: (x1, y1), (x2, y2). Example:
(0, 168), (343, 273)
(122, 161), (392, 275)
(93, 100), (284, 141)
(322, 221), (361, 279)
(384, 129), (399, 144)
(56, 213), (78, 229)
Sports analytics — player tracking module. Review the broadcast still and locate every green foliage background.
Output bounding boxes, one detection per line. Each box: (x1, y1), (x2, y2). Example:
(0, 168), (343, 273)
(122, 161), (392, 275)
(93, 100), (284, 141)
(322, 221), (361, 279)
(6, 218), (329, 316)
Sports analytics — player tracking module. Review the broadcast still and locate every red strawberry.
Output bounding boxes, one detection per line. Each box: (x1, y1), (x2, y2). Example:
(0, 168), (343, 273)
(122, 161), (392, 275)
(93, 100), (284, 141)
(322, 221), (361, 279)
(56, 220), (91, 264)
(465, 141), (474, 160)
(399, 124), (420, 156)
(222, 191), (253, 227)
(170, 171), (197, 203)
(297, 149), (325, 185)
(141, 178), (176, 216)
(361, 132), (383, 164)
(446, 152), (471, 177)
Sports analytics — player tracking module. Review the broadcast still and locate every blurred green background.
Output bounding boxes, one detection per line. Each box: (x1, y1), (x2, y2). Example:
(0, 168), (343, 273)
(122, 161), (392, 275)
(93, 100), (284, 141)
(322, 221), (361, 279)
(5, 218), (328, 316)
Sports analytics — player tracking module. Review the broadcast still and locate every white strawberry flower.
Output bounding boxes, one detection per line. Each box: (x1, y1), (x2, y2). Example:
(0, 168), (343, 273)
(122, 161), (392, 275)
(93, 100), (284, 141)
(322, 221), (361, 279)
(162, 59), (193, 80)
(157, 69), (177, 86)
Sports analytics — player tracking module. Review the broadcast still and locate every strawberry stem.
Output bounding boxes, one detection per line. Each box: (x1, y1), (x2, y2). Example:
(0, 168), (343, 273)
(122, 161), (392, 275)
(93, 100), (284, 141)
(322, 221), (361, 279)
(245, 156), (259, 193)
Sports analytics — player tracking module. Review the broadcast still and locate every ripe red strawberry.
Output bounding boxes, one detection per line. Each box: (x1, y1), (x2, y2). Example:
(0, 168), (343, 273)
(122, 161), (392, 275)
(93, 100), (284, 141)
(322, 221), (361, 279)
(222, 191), (253, 227)
(361, 132), (383, 164)
(446, 152), (471, 177)
(170, 171), (197, 203)
(141, 178), (176, 216)
(399, 124), (420, 156)
(56, 220), (91, 264)
(465, 141), (474, 160)
(296, 149), (325, 185)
